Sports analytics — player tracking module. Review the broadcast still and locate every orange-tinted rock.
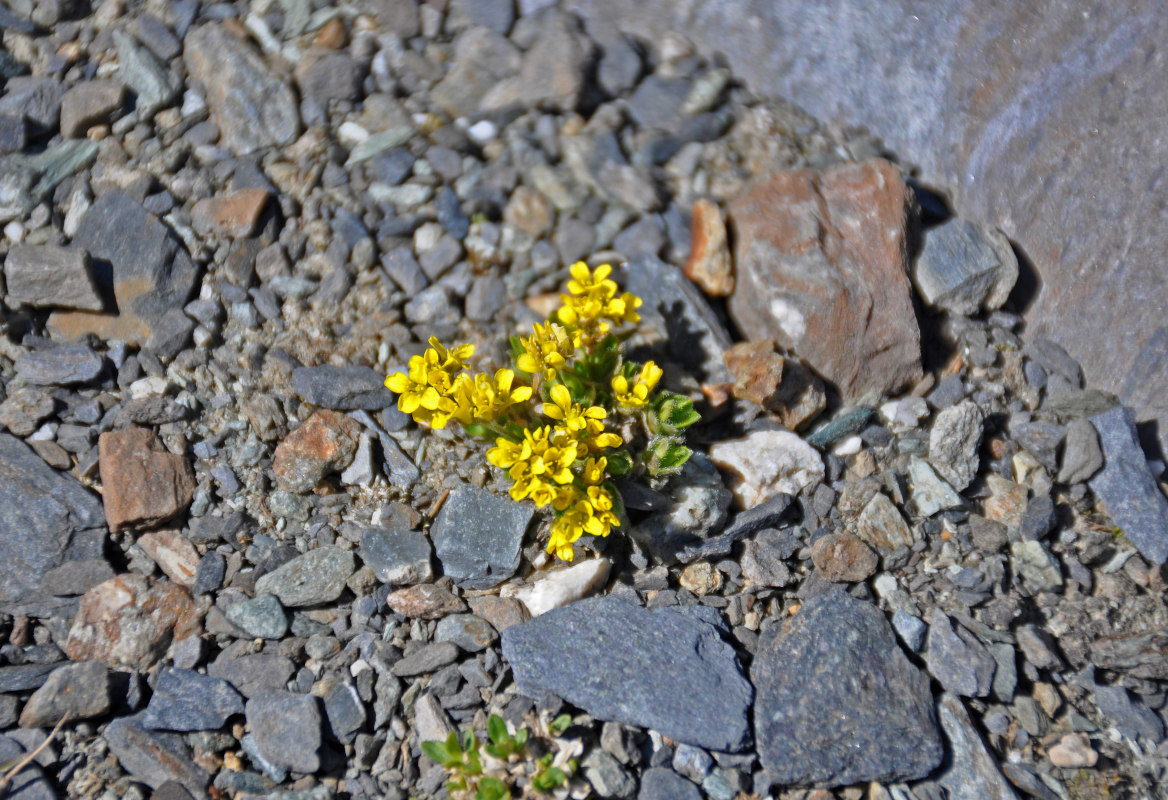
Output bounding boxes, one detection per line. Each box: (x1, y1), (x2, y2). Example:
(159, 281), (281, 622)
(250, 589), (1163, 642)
(313, 16), (348, 49)
(728, 159), (922, 399)
(723, 340), (784, 406)
(272, 410), (361, 492)
(99, 427), (195, 532)
(137, 530), (200, 588)
(684, 198), (734, 296)
(467, 594), (530, 632)
(190, 188), (271, 239)
(66, 574), (202, 670)
(811, 532), (878, 582)
(386, 583), (467, 619)
(771, 357), (826, 431)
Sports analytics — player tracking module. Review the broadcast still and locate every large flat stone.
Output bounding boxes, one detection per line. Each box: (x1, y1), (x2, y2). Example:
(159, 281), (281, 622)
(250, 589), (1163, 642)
(567, 0), (1168, 456)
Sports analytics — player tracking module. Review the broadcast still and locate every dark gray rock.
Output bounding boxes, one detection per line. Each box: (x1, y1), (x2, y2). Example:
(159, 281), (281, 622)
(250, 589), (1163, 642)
(585, 17), (642, 96)
(911, 218), (1017, 315)
(359, 525), (433, 586)
(435, 614), (498, 653)
(752, 590), (942, 786)
(105, 716), (209, 796)
(297, 51), (363, 104)
(1058, 417), (1103, 484)
(208, 651), (296, 699)
(481, 10), (592, 112)
(0, 433), (106, 617)
(502, 596), (752, 752)
(621, 255), (732, 385)
(18, 660), (111, 726)
(323, 681), (367, 744)
(638, 767), (702, 800)
(627, 75), (691, 131)
(0, 735), (54, 800)
(450, 0), (515, 34)
(681, 491), (794, 563)
(225, 594), (289, 639)
(381, 247), (428, 295)
(1019, 494), (1056, 541)
(41, 558), (115, 596)
(4, 244), (104, 310)
(465, 274), (507, 321)
(892, 609), (927, 652)
(582, 749), (636, 798)
(183, 23), (300, 155)
(935, 693), (1020, 800)
(1012, 419), (1065, 472)
(1093, 682), (1165, 743)
(70, 189), (200, 335)
(141, 667), (245, 731)
(565, 0), (1168, 462)
(0, 663), (62, 693)
(925, 609), (997, 698)
(431, 485), (532, 589)
(291, 365), (394, 410)
(1025, 337), (1083, 388)
(14, 343), (105, 386)
(145, 308), (196, 361)
(113, 30), (180, 114)
(254, 546), (355, 607)
(0, 76), (62, 130)
(390, 641), (461, 677)
(1089, 406), (1168, 564)
(246, 692), (323, 773)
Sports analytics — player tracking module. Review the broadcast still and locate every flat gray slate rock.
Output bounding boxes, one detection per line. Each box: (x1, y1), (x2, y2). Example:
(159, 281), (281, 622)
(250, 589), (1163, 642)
(0, 433), (107, 616)
(752, 589), (942, 787)
(291, 365), (395, 410)
(1089, 405), (1168, 564)
(141, 667), (245, 731)
(431, 485), (532, 589)
(501, 595), (752, 752)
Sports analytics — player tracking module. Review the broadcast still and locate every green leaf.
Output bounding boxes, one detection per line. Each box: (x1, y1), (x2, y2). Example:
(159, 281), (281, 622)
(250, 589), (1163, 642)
(531, 766), (566, 793)
(476, 776), (511, 800)
(509, 335), (525, 359)
(512, 728), (527, 748)
(665, 395), (701, 428)
(462, 729), (478, 754)
(487, 714), (508, 746)
(658, 442), (692, 472)
(606, 450), (633, 476)
(549, 712), (572, 735)
(421, 740), (454, 765)
(463, 422), (494, 439)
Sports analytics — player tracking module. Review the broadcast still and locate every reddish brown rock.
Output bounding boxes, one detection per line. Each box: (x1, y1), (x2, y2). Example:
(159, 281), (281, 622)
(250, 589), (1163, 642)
(99, 427), (195, 533)
(723, 340), (785, 407)
(137, 530), (200, 588)
(66, 574), (202, 670)
(811, 532), (878, 582)
(727, 159), (922, 399)
(272, 410), (361, 493)
(684, 198), (734, 296)
(190, 188), (271, 239)
(387, 583), (467, 619)
(467, 594), (530, 632)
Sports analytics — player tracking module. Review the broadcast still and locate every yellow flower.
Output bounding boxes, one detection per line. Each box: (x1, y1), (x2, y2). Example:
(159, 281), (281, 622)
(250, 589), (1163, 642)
(611, 361), (663, 408)
(487, 426), (579, 505)
(604, 291), (642, 326)
(517, 322), (577, 381)
(543, 384), (606, 435)
(453, 369), (532, 425)
(385, 337), (476, 425)
(545, 484), (620, 561)
(580, 456), (607, 486)
(566, 261), (618, 301)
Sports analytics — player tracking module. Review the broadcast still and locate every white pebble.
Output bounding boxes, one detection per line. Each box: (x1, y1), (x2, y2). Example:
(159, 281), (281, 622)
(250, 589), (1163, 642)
(832, 435), (863, 456)
(180, 90), (206, 118)
(3, 221), (24, 243)
(129, 376), (170, 399)
(879, 400), (901, 423)
(29, 422), (57, 442)
(192, 325), (214, 348)
(467, 120), (498, 144)
(337, 121), (370, 146)
(502, 558), (612, 617)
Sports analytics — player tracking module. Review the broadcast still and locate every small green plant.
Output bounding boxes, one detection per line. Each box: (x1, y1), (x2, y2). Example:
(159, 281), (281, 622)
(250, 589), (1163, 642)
(385, 261), (700, 561)
(421, 713), (578, 799)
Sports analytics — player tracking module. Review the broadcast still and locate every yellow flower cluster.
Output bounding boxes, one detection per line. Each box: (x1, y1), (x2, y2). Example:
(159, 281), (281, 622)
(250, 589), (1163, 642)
(612, 361), (664, 408)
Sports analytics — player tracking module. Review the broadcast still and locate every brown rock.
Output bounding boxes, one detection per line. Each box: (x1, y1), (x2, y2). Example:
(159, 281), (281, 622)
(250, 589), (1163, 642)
(99, 427), (195, 532)
(272, 410), (361, 493)
(59, 80), (125, 138)
(190, 188), (270, 239)
(467, 594), (530, 632)
(386, 583), (466, 619)
(679, 562), (723, 596)
(983, 474), (1027, 531)
(852, 492), (914, 549)
(811, 532), (878, 582)
(66, 574), (202, 670)
(312, 16), (348, 49)
(137, 530), (200, 588)
(684, 198), (734, 296)
(723, 339), (784, 406)
(727, 159), (922, 399)
(47, 309), (153, 347)
(504, 186), (555, 238)
(772, 357), (827, 431)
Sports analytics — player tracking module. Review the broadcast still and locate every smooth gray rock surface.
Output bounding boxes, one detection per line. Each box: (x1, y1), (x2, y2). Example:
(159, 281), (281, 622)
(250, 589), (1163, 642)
(245, 692), (323, 773)
(253, 546), (355, 607)
(935, 693), (1021, 800)
(1089, 406), (1168, 564)
(291, 365), (395, 410)
(566, 0), (1168, 459)
(430, 485), (532, 589)
(141, 667), (245, 732)
(752, 590), (942, 787)
(502, 596), (753, 752)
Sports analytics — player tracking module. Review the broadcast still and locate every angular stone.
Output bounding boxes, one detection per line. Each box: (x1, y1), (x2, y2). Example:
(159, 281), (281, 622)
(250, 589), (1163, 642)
(291, 365), (394, 410)
(753, 590), (942, 786)
(709, 429), (824, 508)
(99, 426), (195, 532)
(853, 492), (914, 549)
(41, 558), (116, 597)
(19, 660), (111, 727)
(225, 593), (288, 639)
(430, 486), (533, 589)
(929, 400), (984, 491)
(909, 457), (964, 516)
(912, 218), (1018, 314)
(0, 76), (62, 129)
(190, 188), (270, 239)
(0, 388), (55, 437)
(359, 525), (433, 586)
(104, 716), (208, 795)
(272, 410), (361, 493)
(0, 433), (106, 616)
(137, 530), (199, 588)
(722, 340), (784, 406)
(811, 531), (878, 582)
(629, 453), (732, 562)
(254, 546), (355, 607)
(1088, 406), (1168, 564)
(208, 650), (296, 699)
(431, 27), (522, 118)
(59, 79), (125, 138)
(481, 11), (592, 112)
(984, 474), (1028, 531)
(390, 641), (460, 677)
(246, 692), (323, 773)
(296, 50), (363, 105)
(935, 693), (1021, 800)
(926, 609), (996, 698)
(64, 189), (199, 343)
(639, 767), (703, 800)
(114, 30), (179, 114)
(3, 243), (104, 310)
(467, 594), (529, 633)
(14, 343), (104, 386)
(727, 160), (922, 399)
(1058, 417), (1103, 485)
(503, 596), (753, 751)
(434, 613), (499, 652)
(141, 667), (245, 731)
(502, 558), (611, 617)
(323, 680), (366, 744)
(386, 583), (467, 619)
(184, 24), (300, 155)
(66, 574), (201, 670)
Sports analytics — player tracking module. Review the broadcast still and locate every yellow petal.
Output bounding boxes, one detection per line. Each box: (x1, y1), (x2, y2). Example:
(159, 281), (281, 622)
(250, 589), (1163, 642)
(511, 386), (532, 403)
(385, 372), (410, 393)
(550, 384), (571, 411)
